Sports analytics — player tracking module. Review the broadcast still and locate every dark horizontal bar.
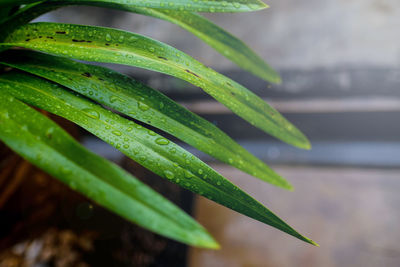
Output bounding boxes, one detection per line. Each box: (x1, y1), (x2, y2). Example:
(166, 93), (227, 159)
(129, 67), (400, 101)
(198, 111), (400, 142)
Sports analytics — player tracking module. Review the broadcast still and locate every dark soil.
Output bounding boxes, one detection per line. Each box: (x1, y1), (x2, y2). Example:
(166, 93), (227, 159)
(0, 123), (193, 267)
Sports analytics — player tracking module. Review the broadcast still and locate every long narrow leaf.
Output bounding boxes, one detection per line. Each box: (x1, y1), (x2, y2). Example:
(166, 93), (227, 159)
(0, 0), (267, 12)
(0, 90), (218, 248)
(0, 22), (310, 149)
(0, 71), (317, 246)
(49, 0), (268, 12)
(93, 5), (281, 83)
(1, 49), (291, 189)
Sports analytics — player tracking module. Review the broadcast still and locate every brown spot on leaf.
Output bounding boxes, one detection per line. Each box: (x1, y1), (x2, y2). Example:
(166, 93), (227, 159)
(185, 69), (200, 78)
(72, 39), (92, 43)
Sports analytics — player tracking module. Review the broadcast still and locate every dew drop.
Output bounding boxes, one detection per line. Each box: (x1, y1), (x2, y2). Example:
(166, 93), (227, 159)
(109, 95), (125, 103)
(82, 108), (100, 119)
(164, 170), (175, 179)
(138, 102), (150, 111)
(155, 137), (169, 145)
(129, 36), (138, 42)
(185, 170), (193, 179)
(112, 130), (122, 136)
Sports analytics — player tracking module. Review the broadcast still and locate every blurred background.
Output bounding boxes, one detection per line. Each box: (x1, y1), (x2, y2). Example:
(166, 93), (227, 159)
(1, 0), (400, 266)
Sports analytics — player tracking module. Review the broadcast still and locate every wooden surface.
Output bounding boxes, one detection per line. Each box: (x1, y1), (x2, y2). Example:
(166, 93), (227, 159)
(189, 165), (400, 267)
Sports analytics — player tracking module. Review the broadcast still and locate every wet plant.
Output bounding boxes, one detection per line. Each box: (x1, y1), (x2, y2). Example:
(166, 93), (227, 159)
(0, 0), (317, 248)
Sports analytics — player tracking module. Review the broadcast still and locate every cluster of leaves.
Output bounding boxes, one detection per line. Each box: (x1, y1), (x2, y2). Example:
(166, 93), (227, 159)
(0, 0), (317, 248)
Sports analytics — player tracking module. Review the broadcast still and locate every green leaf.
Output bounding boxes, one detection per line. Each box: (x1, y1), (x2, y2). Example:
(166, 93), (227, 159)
(0, 22), (310, 149)
(1, 49), (291, 189)
(92, 5), (280, 83)
(0, 71), (317, 246)
(0, 0), (267, 12)
(48, 0), (267, 12)
(0, 90), (219, 249)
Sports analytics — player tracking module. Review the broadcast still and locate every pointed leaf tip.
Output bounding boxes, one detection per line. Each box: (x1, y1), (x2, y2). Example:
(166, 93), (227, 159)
(258, 1), (269, 10)
(308, 239), (320, 247)
(301, 138), (312, 150)
(202, 239), (221, 250)
(313, 241), (320, 247)
(272, 73), (282, 84)
(290, 131), (311, 150)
